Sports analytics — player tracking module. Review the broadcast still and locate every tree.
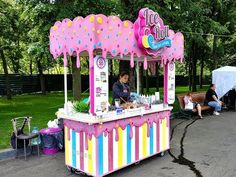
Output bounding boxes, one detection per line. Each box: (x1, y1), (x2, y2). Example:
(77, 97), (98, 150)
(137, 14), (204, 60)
(20, 1), (58, 94)
(1, 0), (235, 95)
(0, 47), (11, 99)
(71, 57), (81, 101)
(0, 0), (14, 99)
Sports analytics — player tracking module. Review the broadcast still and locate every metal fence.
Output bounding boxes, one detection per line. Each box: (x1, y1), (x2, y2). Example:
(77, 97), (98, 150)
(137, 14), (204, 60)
(0, 74), (211, 95)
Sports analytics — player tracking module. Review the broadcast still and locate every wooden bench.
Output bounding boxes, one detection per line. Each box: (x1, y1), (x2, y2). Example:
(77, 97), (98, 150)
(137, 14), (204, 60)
(177, 92), (213, 119)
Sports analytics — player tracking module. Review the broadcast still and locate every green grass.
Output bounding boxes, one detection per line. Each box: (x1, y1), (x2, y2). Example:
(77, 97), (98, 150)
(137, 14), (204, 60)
(0, 85), (208, 149)
(0, 92), (88, 149)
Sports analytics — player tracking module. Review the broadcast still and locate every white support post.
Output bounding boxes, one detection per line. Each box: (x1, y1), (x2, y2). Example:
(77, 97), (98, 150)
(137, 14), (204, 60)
(136, 61), (140, 94)
(64, 66), (68, 112)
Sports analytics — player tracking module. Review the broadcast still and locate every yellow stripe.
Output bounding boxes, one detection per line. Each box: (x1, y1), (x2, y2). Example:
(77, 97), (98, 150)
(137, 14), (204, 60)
(65, 126), (70, 165)
(88, 137), (93, 174)
(162, 118), (167, 150)
(142, 123), (147, 157)
(118, 127), (123, 167)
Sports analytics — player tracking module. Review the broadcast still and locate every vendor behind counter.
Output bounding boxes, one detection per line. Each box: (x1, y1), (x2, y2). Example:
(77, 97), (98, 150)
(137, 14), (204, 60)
(112, 72), (131, 105)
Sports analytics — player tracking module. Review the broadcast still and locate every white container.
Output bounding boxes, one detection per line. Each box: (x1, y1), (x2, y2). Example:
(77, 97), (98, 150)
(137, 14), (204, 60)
(155, 92), (160, 101)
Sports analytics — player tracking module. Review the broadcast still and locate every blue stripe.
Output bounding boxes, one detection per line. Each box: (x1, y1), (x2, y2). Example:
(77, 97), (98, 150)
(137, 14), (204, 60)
(98, 134), (103, 175)
(72, 130), (76, 167)
(150, 126), (154, 155)
(127, 124), (131, 164)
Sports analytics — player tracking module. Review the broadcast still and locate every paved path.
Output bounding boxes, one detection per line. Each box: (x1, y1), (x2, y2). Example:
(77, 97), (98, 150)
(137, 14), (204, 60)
(1, 111), (236, 177)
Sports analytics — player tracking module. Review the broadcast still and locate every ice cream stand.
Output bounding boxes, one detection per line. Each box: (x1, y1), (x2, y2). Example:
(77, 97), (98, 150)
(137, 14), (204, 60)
(49, 8), (184, 177)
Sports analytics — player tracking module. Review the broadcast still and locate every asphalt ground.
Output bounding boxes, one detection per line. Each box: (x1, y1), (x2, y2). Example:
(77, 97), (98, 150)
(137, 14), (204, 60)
(1, 111), (236, 177)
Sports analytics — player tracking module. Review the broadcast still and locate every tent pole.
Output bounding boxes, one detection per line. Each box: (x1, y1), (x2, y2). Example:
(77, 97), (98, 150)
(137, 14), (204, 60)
(64, 66), (68, 112)
(136, 61), (140, 94)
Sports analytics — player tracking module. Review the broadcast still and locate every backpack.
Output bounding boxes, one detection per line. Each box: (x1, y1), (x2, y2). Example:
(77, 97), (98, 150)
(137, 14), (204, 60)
(10, 119), (29, 149)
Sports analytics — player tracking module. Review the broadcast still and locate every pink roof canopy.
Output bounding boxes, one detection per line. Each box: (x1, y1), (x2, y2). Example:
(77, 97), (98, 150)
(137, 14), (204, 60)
(49, 8), (184, 69)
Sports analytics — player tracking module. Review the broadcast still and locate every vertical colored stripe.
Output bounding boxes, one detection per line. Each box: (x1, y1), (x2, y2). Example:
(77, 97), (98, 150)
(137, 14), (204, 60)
(139, 125), (143, 159)
(80, 132), (84, 171)
(135, 126), (139, 161)
(84, 135), (88, 172)
(92, 136), (96, 176)
(75, 132), (80, 169)
(122, 127), (127, 166)
(72, 130), (76, 168)
(127, 125), (131, 164)
(162, 118), (167, 150)
(156, 121), (160, 153)
(142, 123), (147, 157)
(153, 122), (157, 153)
(131, 126), (135, 162)
(113, 129), (118, 169)
(103, 133), (108, 174)
(108, 131), (113, 171)
(88, 137), (93, 174)
(98, 134), (103, 176)
(150, 125), (154, 155)
(65, 126), (70, 165)
(118, 127), (123, 167)
(96, 138), (99, 176)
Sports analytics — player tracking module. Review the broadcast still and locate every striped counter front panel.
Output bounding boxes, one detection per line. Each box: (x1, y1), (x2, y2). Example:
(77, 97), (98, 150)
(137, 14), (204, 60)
(64, 115), (170, 177)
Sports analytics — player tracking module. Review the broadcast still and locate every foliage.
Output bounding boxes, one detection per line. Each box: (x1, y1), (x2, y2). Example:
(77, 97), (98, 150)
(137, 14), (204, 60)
(73, 101), (89, 113)
(0, 0), (235, 85)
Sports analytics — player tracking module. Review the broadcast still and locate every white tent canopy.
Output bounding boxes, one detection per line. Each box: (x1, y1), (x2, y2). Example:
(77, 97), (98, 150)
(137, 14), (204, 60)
(212, 66), (236, 99)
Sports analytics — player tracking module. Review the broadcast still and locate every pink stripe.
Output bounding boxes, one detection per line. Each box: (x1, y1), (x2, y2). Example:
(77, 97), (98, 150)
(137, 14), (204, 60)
(89, 57), (95, 115)
(67, 127), (71, 141)
(80, 132), (84, 170)
(108, 131), (113, 171)
(156, 121), (160, 153)
(135, 126), (139, 161)
(163, 63), (168, 104)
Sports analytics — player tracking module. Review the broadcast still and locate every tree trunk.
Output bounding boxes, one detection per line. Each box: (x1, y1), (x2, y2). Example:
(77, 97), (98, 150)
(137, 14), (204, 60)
(0, 48), (11, 99)
(200, 57), (204, 89)
(71, 57), (81, 101)
(129, 68), (135, 92)
(191, 42), (197, 92)
(145, 69), (149, 93)
(67, 56), (72, 74)
(156, 62), (159, 92)
(109, 59), (113, 77)
(10, 57), (20, 74)
(192, 59), (197, 92)
(212, 35), (218, 70)
(188, 58), (192, 91)
(30, 58), (33, 75)
(36, 57), (46, 95)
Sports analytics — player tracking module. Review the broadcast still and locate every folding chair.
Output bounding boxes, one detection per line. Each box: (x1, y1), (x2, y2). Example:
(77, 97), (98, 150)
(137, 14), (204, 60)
(11, 117), (40, 160)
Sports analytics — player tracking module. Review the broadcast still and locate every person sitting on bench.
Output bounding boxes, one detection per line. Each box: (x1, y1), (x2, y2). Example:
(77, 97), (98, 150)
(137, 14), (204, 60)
(205, 84), (223, 116)
(184, 93), (203, 119)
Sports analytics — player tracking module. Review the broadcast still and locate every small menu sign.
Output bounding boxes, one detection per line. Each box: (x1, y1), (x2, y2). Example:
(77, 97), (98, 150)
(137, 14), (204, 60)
(93, 56), (109, 114)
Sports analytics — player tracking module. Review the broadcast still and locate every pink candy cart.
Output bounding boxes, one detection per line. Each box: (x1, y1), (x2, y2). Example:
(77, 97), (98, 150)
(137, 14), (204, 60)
(49, 8), (184, 177)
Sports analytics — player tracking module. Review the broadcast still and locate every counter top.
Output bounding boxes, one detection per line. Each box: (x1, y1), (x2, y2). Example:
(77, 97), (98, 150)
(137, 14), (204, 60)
(57, 104), (172, 124)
